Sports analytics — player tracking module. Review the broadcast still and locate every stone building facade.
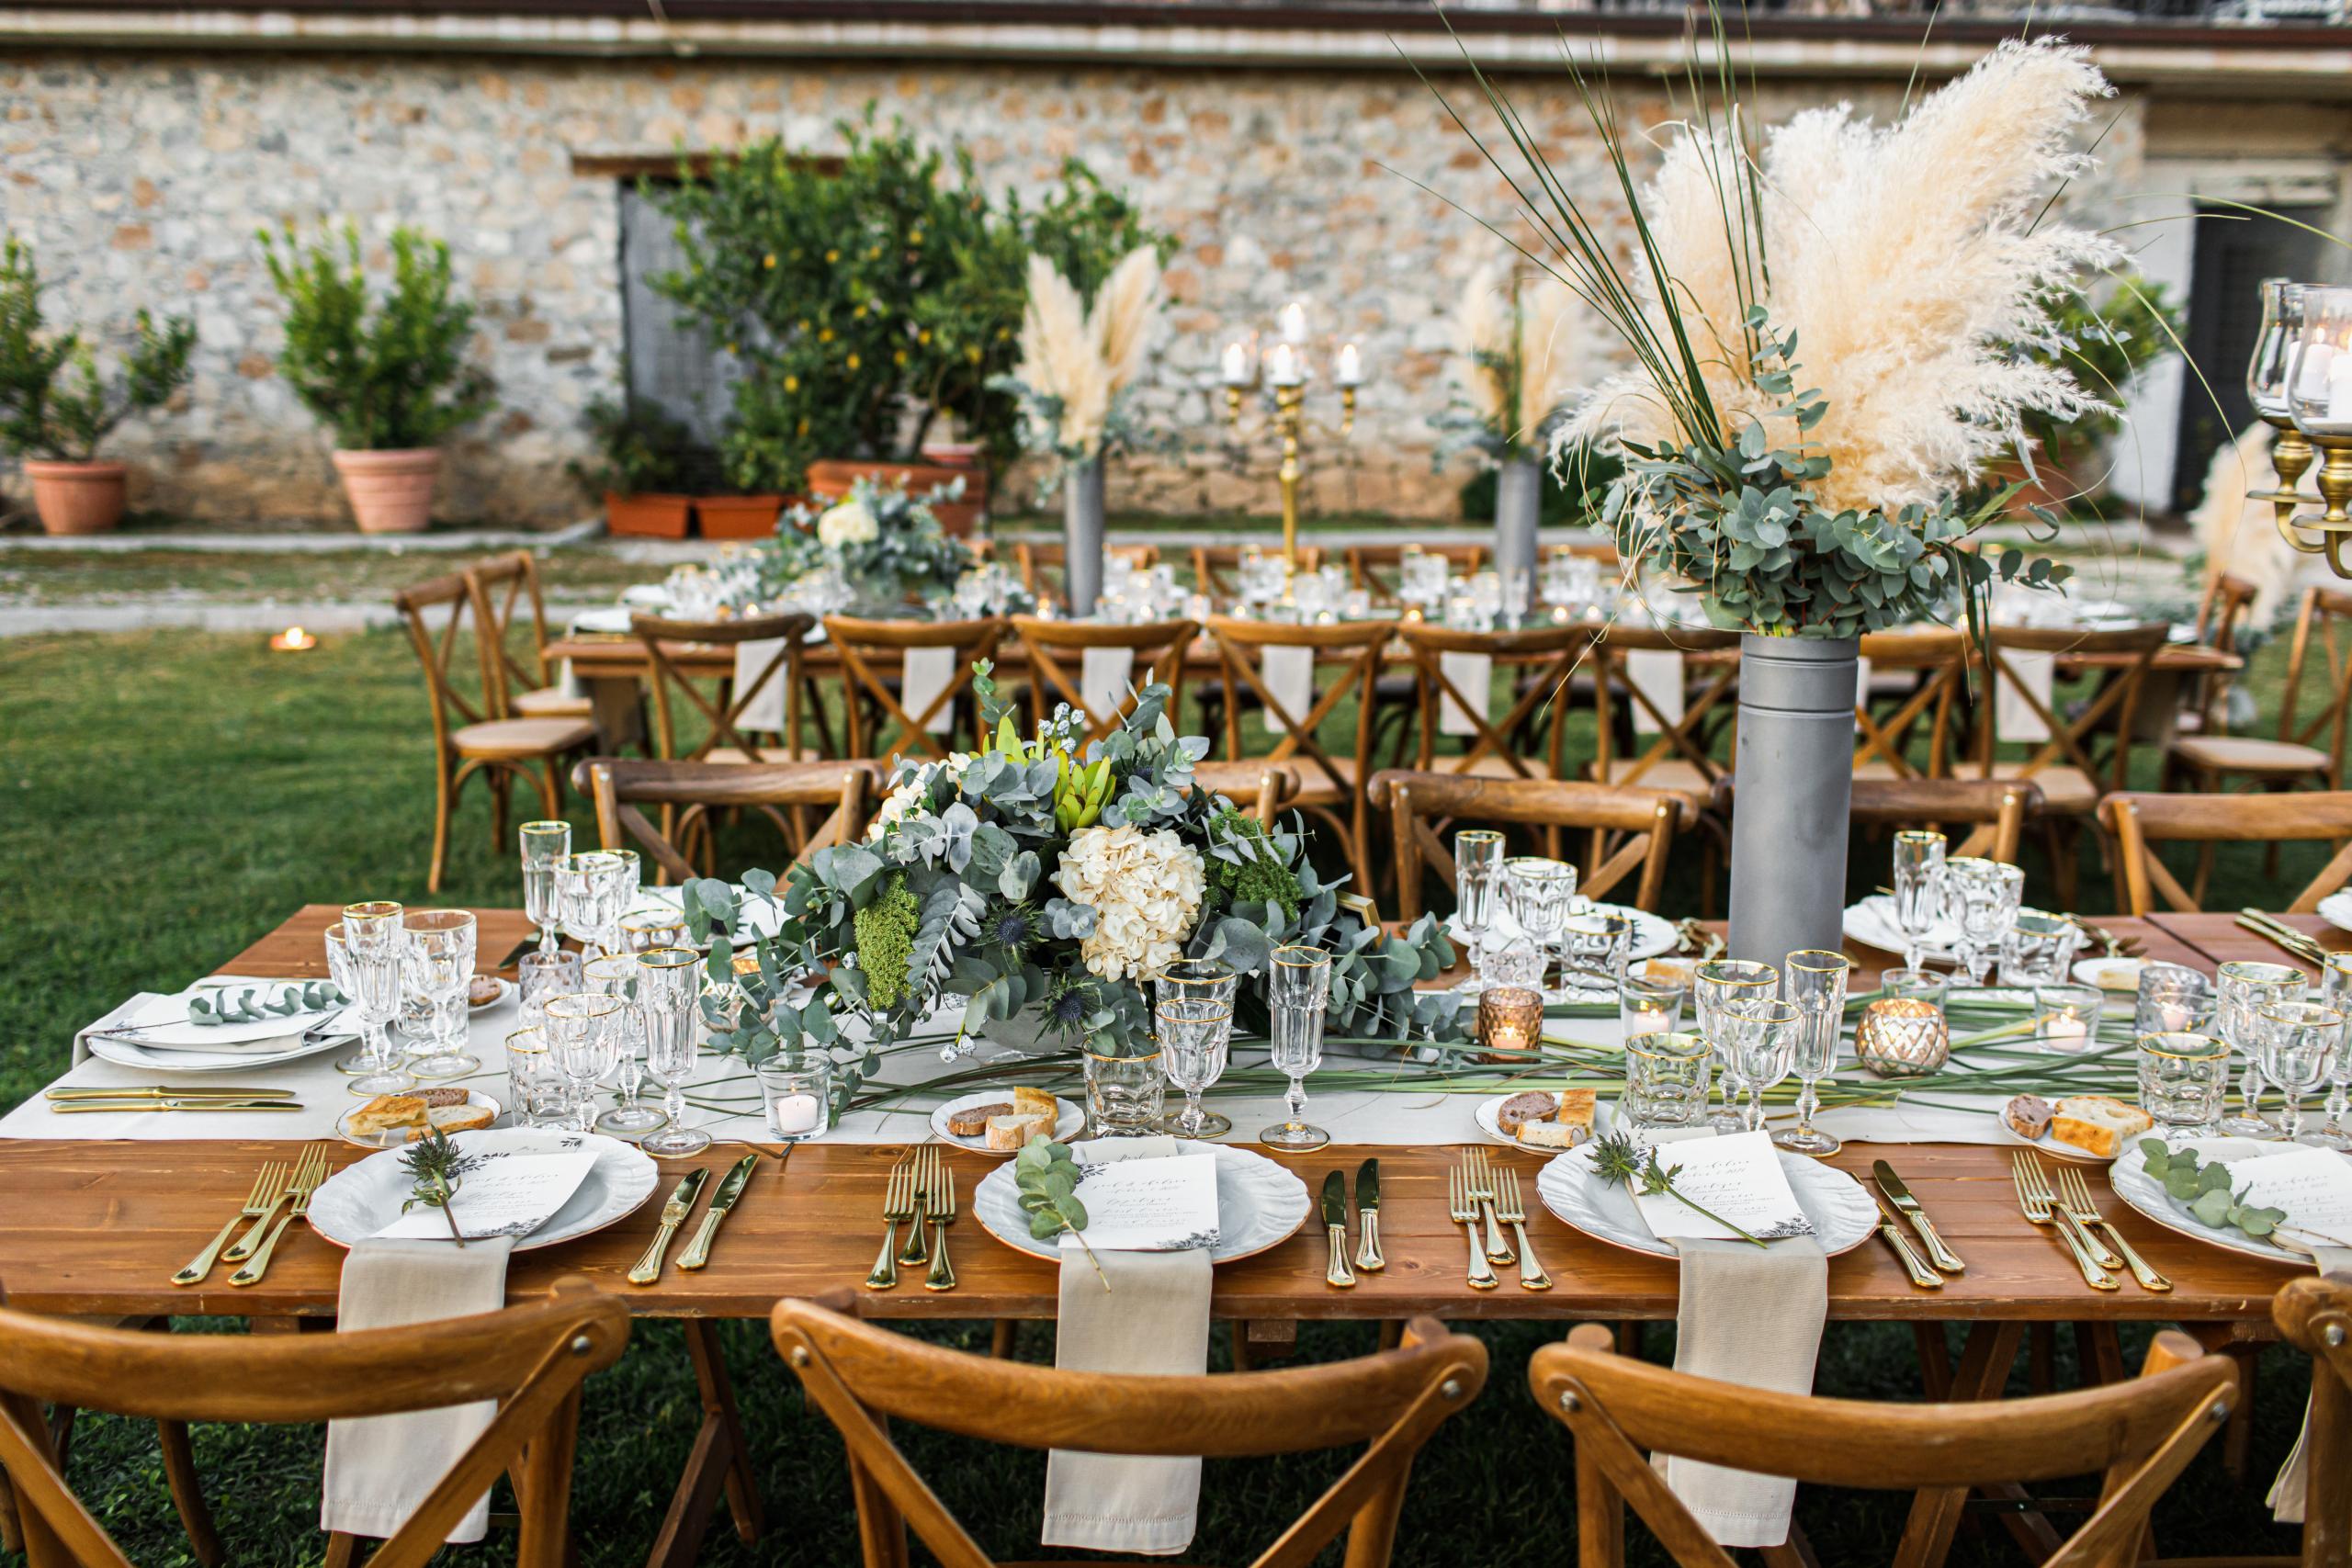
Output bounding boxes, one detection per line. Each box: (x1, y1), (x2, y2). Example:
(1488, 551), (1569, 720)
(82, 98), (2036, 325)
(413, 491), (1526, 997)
(4, 6), (2350, 527)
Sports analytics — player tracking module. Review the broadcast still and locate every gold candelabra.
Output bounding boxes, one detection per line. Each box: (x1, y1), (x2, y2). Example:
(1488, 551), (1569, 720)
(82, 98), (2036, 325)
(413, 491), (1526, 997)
(2262, 417), (2352, 577)
(2252, 277), (2352, 580)
(1219, 311), (1362, 570)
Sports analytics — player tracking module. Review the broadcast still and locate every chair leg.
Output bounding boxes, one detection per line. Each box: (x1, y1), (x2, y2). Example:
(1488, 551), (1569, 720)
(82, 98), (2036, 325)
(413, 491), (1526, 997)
(512, 1386), (583, 1568)
(427, 759), (456, 895)
(490, 765), (512, 855)
(323, 1530), (360, 1568)
(990, 1320), (1019, 1359)
(158, 1419), (223, 1568)
(538, 757), (564, 818)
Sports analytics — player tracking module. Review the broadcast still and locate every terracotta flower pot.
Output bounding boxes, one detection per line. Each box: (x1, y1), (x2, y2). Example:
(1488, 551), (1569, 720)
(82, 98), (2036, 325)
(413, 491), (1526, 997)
(605, 491), (694, 539)
(805, 458), (989, 537)
(22, 459), (128, 536)
(332, 448), (441, 534)
(695, 494), (786, 539)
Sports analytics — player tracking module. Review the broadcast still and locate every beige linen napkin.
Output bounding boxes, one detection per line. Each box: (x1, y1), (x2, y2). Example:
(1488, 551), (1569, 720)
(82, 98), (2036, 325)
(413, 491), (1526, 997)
(1662, 1235), (1828, 1548)
(729, 637), (790, 733)
(1995, 649), (2056, 744)
(902, 645), (961, 735)
(1438, 651), (1494, 738)
(2269, 1245), (2352, 1523)
(1259, 645), (1317, 735)
(322, 1236), (518, 1543)
(1625, 649), (1685, 737)
(1040, 1136), (1215, 1555)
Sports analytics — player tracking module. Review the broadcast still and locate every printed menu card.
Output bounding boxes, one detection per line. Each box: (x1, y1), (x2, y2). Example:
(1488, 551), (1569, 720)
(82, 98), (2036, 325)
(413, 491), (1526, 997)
(2222, 1145), (2352, 1248)
(1063, 1152), (1222, 1253)
(1612, 1130), (1815, 1244)
(370, 1149), (598, 1243)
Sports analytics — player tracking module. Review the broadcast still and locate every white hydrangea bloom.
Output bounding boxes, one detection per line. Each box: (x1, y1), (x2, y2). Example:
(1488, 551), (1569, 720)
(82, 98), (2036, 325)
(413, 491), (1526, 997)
(817, 499), (879, 547)
(1052, 824), (1206, 982)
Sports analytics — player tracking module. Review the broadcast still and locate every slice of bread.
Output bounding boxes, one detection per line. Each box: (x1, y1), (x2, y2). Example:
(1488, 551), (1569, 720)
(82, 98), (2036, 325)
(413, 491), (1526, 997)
(348, 1094), (426, 1137)
(467, 975), (503, 1006)
(1011, 1086), (1057, 1121)
(415, 1087), (474, 1109)
(2003, 1094), (2054, 1142)
(985, 1111), (1052, 1152)
(947, 1100), (1013, 1138)
(1555, 1089), (1599, 1136)
(406, 1102), (496, 1140)
(2049, 1095), (2152, 1159)
(1516, 1121), (1587, 1150)
(1496, 1091), (1558, 1136)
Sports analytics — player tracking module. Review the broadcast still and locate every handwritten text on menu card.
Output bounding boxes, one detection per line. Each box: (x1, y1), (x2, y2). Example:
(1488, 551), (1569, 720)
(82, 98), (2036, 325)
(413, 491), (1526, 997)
(2222, 1145), (2352, 1248)
(371, 1151), (599, 1242)
(1061, 1155), (1222, 1253)
(1608, 1131), (1816, 1244)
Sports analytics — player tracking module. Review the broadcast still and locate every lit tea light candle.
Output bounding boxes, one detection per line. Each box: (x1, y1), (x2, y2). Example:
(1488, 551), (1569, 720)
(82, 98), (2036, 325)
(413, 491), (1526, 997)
(2040, 1011), (2087, 1049)
(1335, 342), (1363, 387)
(1478, 985), (1544, 1058)
(1625, 1007), (1673, 1038)
(269, 625), (318, 652)
(1855, 998), (1949, 1078)
(769, 1092), (821, 1136)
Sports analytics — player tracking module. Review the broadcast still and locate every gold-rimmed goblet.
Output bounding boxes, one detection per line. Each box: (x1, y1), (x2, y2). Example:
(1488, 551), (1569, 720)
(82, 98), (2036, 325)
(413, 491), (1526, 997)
(1693, 958), (1776, 1132)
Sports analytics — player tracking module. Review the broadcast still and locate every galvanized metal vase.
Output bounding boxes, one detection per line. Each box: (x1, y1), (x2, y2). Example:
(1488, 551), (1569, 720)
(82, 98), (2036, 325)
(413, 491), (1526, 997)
(1494, 456), (1542, 609)
(1061, 457), (1106, 616)
(1725, 633), (1858, 964)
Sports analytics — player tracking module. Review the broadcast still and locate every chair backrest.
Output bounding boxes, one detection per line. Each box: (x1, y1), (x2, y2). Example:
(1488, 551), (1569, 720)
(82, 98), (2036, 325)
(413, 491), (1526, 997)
(1372, 771), (1692, 916)
(1202, 616), (1387, 799)
(1587, 623), (1744, 789)
(771, 1295), (1486, 1568)
(2277, 585), (2352, 788)
(2100, 789), (2352, 915)
(821, 615), (1005, 763)
(2274, 1272), (2352, 1567)
(465, 549), (559, 716)
(0, 1280), (627, 1568)
(1190, 544), (1323, 599)
(1345, 544), (1487, 607)
(1012, 541), (1161, 601)
(1531, 1322), (2232, 1568)
(631, 611), (816, 764)
(1011, 615), (1198, 747)
(393, 570), (501, 756)
(1976, 621), (2170, 791)
(1847, 776), (2043, 864)
(1853, 627), (1970, 779)
(579, 758), (876, 883)
(1394, 620), (1597, 780)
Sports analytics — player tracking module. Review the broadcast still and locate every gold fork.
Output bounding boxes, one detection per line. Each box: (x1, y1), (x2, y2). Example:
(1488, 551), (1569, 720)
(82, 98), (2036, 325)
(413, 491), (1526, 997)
(2022, 1152), (2123, 1269)
(174, 1160), (287, 1286)
(1464, 1146), (1514, 1264)
(222, 1145), (321, 1265)
(2009, 1151), (2115, 1292)
(1446, 1166), (1498, 1291)
(228, 1145), (329, 1287)
(865, 1159), (915, 1292)
(1493, 1167), (1549, 1292)
(897, 1145), (933, 1268)
(924, 1157), (958, 1293)
(2054, 1164), (2170, 1293)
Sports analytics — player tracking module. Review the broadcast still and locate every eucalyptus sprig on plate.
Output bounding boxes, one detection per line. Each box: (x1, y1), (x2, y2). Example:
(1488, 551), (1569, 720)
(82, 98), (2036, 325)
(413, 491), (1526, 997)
(2136, 1139), (2287, 1241)
(1014, 1141), (1107, 1290)
(188, 980), (345, 1026)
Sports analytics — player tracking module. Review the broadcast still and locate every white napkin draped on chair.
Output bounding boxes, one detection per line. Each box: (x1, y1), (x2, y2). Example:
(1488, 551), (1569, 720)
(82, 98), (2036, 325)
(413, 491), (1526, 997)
(1995, 649), (2057, 745)
(1437, 651), (1494, 738)
(729, 637), (790, 734)
(902, 645), (961, 735)
(1258, 646), (1317, 736)
(2269, 1243), (2352, 1524)
(1624, 649), (1685, 738)
(1080, 646), (1137, 724)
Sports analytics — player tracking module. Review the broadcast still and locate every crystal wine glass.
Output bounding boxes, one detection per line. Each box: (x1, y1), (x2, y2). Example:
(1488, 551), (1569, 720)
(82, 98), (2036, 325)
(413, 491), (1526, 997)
(2258, 998), (2339, 1144)
(1155, 959), (1237, 1138)
(519, 820), (571, 955)
(2317, 953), (2352, 1150)
(401, 908), (480, 1079)
(584, 952), (667, 1136)
(1721, 997), (1799, 1135)
(338, 901), (414, 1096)
(1693, 958), (1776, 1133)
(1941, 857), (2022, 986)
(2217, 960), (2303, 1137)
(1452, 829), (1507, 992)
(1776, 949), (1850, 1155)
(638, 948), (712, 1157)
(1889, 830), (1946, 971)
(325, 919), (413, 1091)
(1156, 996), (1232, 1141)
(1501, 856), (1576, 996)
(543, 991), (624, 1136)
(1260, 945), (1332, 1150)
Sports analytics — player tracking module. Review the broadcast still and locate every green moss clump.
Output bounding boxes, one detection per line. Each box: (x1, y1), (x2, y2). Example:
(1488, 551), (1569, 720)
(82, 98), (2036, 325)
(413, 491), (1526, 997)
(1205, 808), (1303, 919)
(853, 873), (922, 1009)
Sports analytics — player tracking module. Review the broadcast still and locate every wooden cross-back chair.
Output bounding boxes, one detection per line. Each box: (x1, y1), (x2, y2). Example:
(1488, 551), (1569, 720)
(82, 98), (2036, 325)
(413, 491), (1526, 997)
(771, 1295), (1487, 1568)
(1531, 1322), (2233, 1568)
(1851, 627), (1969, 781)
(2274, 1273), (2352, 1568)
(464, 550), (594, 722)
(2175, 571), (2263, 741)
(578, 758), (876, 884)
(2101, 790), (2352, 917)
(2171, 584), (2352, 806)
(1010, 615), (1198, 748)
(1586, 624), (1743, 801)
(0, 1280), (627, 1568)
(1394, 620), (1595, 783)
(1190, 544), (1324, 600)
(395, 570), (596, 893)
(1344, 544), (1487, 608)
(630, 611), (817, 765)
(822, 615), (1005, 765)
(1849, 776), (2042, 865)
(1204, 615), (1388, 892)
(1012, 541), (1160, 605)
(1371, 771), (1691, 918)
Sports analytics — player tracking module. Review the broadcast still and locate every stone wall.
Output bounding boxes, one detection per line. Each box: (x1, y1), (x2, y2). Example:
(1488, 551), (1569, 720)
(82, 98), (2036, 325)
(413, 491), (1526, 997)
(0, 47), (2167, 525)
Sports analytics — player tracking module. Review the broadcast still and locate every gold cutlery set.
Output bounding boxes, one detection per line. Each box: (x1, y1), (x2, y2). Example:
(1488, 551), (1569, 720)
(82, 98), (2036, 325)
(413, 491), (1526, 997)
(1318, 1160), (1382, 1289)
(865, 1145), (957, 1293)
(1871, 1159), (1963, 1290)
(2237, 908), (2332, 967)
(1446, 1148), (1547, 1292)
(175, 1144), (329, 1287)
(2010, 1151), (2169, 1294)
(629, 1153), (759, 1285)
(50, 1086), (303, 1115)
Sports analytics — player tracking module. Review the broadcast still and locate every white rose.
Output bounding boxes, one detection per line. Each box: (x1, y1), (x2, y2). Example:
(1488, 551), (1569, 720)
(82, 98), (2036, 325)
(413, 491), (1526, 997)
(817, 500), (878, 547)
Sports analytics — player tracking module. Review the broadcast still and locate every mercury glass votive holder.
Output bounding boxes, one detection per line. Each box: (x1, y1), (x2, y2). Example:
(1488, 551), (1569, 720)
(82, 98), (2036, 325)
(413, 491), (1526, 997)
(1477, 986), (1545, 1060)
(1857, 969), (1951, 1077)
(2033, 982), (2104, 1055)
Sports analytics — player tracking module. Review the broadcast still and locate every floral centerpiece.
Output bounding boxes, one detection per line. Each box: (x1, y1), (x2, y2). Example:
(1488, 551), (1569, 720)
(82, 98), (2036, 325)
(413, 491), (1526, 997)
(1432, 262), (1581, 468)
(997, 244), (1164, 491)
(754, 474), (978, 615)
(675, 665), (1464, 1107)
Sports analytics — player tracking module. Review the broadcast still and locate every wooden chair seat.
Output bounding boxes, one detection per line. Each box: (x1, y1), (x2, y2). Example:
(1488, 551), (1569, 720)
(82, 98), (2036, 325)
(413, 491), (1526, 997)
(453, 716), (599, 761)
(2167, 735), (2333, 776)
(1984, 760), (2100, 811)
(701, 742), (825, 766)
(511, 685), (595, 720)
(1595, 756), (1714, 800)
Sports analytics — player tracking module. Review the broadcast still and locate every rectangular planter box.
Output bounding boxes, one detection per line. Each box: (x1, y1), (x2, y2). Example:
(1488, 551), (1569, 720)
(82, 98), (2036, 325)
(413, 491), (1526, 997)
(695, 494), (786, 539)
(605, 491), (693, 539)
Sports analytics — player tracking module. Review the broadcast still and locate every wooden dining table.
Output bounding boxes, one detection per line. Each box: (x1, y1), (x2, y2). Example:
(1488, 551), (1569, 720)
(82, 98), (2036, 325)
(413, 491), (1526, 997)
(0, 903), (2320, 1568)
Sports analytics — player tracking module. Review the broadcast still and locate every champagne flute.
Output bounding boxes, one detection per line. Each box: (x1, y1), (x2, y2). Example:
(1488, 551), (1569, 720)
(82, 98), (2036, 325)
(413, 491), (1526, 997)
(1260, 945), (1332, 1151)
(1890, 830), (1945, 971)
(1776, 949), (1850, 1155)
(520, 820), (571, 955)
(1941, 857), (2022, 987)
(2217, 960), (2303, 1137)
(1453, 829), (1506, 992)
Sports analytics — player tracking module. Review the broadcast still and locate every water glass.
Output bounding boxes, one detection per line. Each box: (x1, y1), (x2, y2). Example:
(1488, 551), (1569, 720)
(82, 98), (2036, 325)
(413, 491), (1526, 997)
(596, 851), (641, 956)
(1623, 1031), (1712, 1133)
(1157, 996), (1233, 1141)
(1155, 960), (1238, 1138)
(556, 852), (625, 961)
(1452, 829), (1508, 990)
(1501, 856), (1577, 993)
(2137, 1032), (2232, 1142)
(518, 949), (583, 1031)
(619, 908), (688, 953)
(1084, 1046), (1166, 1136)
(1890, 830), (1946, 971)
(504, 1025), (570, 1129)
(1261, 945), (1332, 1150)
(1693, 958), (1777, 1131)
(2256, 999), (2341, 1143)
(1998, 909), (2082, 988)
(1777, 950), (1850, 1155)
(2318, 953), (2352, 1149)
(1561, 911), (1634, 993)
(543, 991), (624, 1136)
(401, 909), (480, 1079)
(1618, 973), (1687, 1040)
(1719, 998), (1799, 1134)
(2033, 982), (2104, 1055)
(2134, 963), (2214, 1038)
(339, 901), (413, 1095)
(2217, 960), (2304, 1137)
(520, 820), (571, 955)
(757, 1051), (833, 1143)
(1942, 857), (2023, 986)
(584, 953), (667, 1136)
(638, 947), (711, 1156)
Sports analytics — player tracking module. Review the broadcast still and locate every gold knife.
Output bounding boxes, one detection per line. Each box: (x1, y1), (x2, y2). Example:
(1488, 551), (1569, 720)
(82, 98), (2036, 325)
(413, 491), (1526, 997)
(628, 1167), (709, 1285)
(51, 1100), (303, 1113)
(676, 1154), (760, 1271)
(47, 1086), (295, 1100)
(1873, 1159), (1964, 1274)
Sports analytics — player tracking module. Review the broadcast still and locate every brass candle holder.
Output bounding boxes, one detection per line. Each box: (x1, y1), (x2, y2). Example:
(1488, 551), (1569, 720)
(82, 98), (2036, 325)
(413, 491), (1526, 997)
(2251, 278), (2352, 579)
(1219, 315), (1361, 571)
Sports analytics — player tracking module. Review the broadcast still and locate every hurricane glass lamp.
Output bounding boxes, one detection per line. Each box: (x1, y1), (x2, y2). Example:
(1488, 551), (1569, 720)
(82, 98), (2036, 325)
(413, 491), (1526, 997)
(2278, 282), (2352, 575)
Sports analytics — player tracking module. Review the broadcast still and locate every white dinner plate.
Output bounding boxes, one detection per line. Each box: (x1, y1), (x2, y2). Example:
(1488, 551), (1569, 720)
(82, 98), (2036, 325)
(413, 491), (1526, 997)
(309, 1127), (659, 1253)
(1473, 1089), (1611, 1147)
(1534, 1138), (1879, 1259)
(1843, 895), (1959, 960)
(469, 977), (518, 1012)
(101, 988), (350, 1051)
(86, 1022), (356, 1075)
(335, 1089), (507, 1151)
(2074, 956), (2146, 993)
(973, 1141), (1310, 1266)
(1444, 901), (1677, 971)
(928, 1090), (1085, 1153)
(2316, 891), (2352, 935)
(2108, 1135), (2339, 1269)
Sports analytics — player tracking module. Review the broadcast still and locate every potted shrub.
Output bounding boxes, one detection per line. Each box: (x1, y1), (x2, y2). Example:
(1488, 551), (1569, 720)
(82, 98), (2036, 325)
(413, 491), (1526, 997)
(571, 395), (695, 537)
(259, 223), (492, 534)
(650, 118), (1163, 537)
(0, 237), (195, 535)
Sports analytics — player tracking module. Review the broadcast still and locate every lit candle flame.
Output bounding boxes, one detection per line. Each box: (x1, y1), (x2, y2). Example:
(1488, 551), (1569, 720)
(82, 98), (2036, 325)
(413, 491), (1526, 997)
(269, 626), (318, 652)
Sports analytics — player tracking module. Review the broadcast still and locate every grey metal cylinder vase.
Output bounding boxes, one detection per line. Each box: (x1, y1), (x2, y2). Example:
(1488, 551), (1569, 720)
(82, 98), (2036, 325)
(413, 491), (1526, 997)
(1061, 457), (1106, 616)
(1494, 457), (1542, 610)
(1725, 633), (1858, 964)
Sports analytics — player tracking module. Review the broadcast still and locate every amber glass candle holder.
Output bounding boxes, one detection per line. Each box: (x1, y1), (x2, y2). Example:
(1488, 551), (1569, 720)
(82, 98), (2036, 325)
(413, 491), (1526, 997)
(1477, 986), (1544, 1061)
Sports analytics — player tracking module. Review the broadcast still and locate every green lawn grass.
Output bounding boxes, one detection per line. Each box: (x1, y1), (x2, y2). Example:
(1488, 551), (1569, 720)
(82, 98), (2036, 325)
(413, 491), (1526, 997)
(0, 626), (2323, 1567)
